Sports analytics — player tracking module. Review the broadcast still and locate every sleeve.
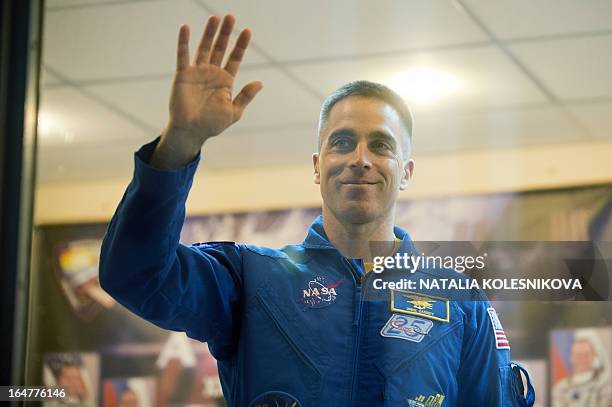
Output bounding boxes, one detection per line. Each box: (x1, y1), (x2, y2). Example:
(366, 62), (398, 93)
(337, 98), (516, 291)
(98, 137), (243, 359)
(457, 294), (535, 407)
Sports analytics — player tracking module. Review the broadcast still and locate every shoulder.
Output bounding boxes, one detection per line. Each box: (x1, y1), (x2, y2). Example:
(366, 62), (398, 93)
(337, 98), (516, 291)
(191, 241), (288, 259)
(241, 243), (289, 259)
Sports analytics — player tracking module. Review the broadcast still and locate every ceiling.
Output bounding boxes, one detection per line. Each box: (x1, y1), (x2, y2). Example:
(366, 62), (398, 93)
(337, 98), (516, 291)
(38, 0), (612, 184)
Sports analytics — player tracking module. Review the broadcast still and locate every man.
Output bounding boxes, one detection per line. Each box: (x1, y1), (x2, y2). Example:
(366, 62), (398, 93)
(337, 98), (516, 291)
(118, 387), (140, 407)
(100, 14), (535, 406)
(45, 354), (93, 406)
(552, 336), (612, 407)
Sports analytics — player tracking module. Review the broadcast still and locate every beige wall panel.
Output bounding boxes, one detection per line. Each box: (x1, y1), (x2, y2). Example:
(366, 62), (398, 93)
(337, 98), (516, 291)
(35, 141), (612, 225)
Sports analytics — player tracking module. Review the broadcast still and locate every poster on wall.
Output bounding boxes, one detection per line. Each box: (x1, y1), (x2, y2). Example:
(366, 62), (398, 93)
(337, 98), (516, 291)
(102, 377), (156, 407)
(54, 238), (115, 321)
(42, 335), (223, 407)
(42, 352), (99, 406)
(550, 327), (612, 407)
(102, 332), (224, 407)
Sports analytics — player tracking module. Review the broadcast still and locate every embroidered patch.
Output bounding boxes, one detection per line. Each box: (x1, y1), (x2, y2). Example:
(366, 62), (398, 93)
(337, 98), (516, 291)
(487, 307), (510, 350)
(407, 393), (446, 407)
(299, 276), (342, 308)
(248, 391), (301, 407)
(390, 289), (450, 323)
(380, 314), (433, 343)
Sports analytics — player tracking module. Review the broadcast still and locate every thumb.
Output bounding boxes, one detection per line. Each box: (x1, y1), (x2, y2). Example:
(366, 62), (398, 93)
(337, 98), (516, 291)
(232, 80), (263, 122)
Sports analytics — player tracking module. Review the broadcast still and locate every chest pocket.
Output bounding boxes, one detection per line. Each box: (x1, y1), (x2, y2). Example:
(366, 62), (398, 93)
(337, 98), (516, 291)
(240, 278), (335, 405)
(240, 290), (322, 406)
(256, 282), (332, 369)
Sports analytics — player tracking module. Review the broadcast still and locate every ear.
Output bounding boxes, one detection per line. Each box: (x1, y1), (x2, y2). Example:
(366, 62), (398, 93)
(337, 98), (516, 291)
(312, 153), (321, 184)
(399, 158), (414, 190)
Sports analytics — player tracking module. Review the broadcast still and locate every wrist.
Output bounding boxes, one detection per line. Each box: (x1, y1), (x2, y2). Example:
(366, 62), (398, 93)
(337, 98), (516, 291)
(149, 126), (204, 170)
(161, 125), (206, 155)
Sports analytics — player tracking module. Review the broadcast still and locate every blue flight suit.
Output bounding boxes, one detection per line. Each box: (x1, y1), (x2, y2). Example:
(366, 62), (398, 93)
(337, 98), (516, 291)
(99, 139), (535, 407)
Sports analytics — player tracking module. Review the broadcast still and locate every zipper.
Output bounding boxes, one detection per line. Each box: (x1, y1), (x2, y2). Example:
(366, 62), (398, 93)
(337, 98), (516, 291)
(344, 257), (365, 405)
(344, 257), (363, 286)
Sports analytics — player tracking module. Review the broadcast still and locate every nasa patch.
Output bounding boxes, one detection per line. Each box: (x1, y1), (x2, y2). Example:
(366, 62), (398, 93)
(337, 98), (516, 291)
(248, 391), (301, 407)
(380, 314), (433, 343)
(299, 276), (342, 309)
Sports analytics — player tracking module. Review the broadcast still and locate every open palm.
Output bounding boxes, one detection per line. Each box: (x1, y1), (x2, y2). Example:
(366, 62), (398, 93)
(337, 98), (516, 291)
(169, 15), (262, 141)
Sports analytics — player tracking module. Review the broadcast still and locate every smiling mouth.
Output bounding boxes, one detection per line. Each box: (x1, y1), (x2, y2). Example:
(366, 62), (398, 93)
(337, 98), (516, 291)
(341, 182), (378, 186)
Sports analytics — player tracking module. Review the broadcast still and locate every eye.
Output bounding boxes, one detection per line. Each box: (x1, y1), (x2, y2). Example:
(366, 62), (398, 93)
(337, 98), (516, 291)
(331, 138), (352, 149)
(372, 141), (391, 150)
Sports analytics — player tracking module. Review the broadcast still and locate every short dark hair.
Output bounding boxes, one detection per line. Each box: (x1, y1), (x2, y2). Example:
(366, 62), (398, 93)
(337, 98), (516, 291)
(317, 80), (413, 159)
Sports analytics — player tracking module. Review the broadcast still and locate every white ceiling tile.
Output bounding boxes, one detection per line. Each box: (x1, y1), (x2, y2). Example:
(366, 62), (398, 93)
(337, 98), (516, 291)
(41, 68), (62, 86)
(37, 145), (135, 184)
(43, 0), (268, 81)
(200, 128), (316, 170)
(37, 0), (611, 186)
(36, 126), (317, 184)
(82, 76), (173, 135)
(509, 36), (612, 100)
(463, 0), (612, 39)
(413, 106), (585, 154)
(38, 87), (150, 151)
(289, 45), (548, 113)
(567, 102), (612, 139)
(201, 0), (488, 61)
(83, 67), (322, 135)
(46, 0), (120, 8)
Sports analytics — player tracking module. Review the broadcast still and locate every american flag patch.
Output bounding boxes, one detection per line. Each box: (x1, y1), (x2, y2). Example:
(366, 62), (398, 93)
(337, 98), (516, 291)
(487, 307), (511, 350)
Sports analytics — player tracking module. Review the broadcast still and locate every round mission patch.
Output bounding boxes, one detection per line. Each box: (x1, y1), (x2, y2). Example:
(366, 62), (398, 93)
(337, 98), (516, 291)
(248, 391), (302, 407)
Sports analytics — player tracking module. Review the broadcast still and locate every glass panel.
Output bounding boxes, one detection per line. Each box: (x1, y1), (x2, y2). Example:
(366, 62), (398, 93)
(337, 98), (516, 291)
(30, 2), (612, 407)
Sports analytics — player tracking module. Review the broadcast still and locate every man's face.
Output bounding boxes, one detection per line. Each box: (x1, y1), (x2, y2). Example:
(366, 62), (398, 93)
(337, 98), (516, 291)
(58, 365), (84, 397)
(313, 96), (414, 224)
(118, 388), (139, 407)
(570, 340), (596, 374)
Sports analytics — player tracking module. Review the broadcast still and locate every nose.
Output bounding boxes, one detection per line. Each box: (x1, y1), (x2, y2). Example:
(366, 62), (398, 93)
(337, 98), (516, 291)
(348, 141), (372, 170)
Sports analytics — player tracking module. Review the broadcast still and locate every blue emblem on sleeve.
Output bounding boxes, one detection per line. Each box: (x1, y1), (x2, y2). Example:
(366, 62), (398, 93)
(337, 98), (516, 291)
(390, 289), (450, 323)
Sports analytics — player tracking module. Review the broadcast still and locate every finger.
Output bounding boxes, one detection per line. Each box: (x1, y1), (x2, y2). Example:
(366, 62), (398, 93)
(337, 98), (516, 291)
(209, 14), (235, 66)
(232, 81), (263, 121)
(195, 15), (220, 65)
(224, 28), (251, 76)
(176, 25), (190, 71)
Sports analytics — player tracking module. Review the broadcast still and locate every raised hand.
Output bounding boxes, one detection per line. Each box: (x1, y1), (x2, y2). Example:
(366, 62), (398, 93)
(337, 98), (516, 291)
(151, 14), (262, 169)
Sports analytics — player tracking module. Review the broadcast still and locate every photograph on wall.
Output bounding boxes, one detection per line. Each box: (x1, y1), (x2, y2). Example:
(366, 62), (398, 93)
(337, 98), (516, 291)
(54, 238), (115, 321)
(102, 376), (156, 407)
(42, 352), (99, 407)
(550, 326), (612, 407)
(102, 332), (224, 407)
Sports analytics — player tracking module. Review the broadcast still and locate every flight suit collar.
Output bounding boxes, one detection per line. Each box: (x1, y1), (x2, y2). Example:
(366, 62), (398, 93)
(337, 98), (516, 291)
(301, 215), (416, 254)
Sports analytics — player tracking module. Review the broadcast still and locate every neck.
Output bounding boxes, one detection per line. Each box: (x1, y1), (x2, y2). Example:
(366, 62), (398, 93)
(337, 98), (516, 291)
(322, 205), (396, 260)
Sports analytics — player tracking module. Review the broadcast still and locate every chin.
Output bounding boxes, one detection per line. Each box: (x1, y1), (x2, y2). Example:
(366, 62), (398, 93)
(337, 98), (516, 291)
(338, 204), (380, 224)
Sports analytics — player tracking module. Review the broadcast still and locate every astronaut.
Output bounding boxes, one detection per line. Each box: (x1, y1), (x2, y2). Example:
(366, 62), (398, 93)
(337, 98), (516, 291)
(99, 14), (534, 406)
(552, 334), (612, 407)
